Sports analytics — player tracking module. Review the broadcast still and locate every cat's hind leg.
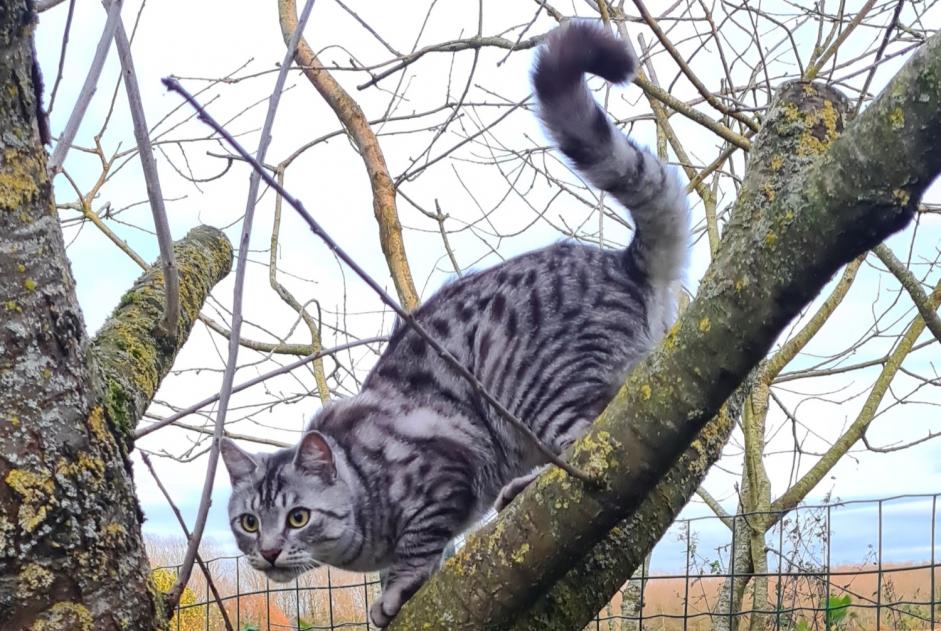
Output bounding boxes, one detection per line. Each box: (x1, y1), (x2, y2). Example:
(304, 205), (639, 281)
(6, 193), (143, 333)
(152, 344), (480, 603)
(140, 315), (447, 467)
(494, 417), (592, 512)
(494, 465), (547, 511)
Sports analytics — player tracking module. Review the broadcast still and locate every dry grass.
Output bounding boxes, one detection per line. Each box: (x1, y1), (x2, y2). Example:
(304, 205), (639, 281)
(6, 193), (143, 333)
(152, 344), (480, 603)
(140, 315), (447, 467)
(598, 563), (941, 631)
(147, 538), (940, 631)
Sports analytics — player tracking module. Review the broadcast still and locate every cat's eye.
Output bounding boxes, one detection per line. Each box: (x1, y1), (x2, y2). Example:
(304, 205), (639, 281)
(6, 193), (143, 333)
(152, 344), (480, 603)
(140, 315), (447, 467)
(240, 514), (259, 533)
(287, 508), (310, 528)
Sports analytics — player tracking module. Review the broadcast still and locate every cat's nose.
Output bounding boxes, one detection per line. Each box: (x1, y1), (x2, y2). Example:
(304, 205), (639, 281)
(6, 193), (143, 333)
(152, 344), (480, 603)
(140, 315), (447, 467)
(260, 547), (281, 565)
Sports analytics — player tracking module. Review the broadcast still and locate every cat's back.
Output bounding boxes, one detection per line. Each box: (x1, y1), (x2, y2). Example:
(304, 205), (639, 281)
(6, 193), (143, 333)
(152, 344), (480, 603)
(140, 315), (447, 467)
(364, 240), (654, 408)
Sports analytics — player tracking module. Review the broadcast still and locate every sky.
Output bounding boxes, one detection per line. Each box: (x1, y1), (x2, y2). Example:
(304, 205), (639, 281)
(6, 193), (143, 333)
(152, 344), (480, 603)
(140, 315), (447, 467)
(30, 0), (941, 569)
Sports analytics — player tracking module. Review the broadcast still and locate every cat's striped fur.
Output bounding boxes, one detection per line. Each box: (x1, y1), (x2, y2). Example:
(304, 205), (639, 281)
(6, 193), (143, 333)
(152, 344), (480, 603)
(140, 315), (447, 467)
(221, 21), (689, 627)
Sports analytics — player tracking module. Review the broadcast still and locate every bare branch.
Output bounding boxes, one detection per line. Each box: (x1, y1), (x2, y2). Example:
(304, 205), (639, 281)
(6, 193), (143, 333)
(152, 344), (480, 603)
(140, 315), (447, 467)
(134, 337), (386, 441)
(770, 276), (941, 517)
(110, 10), (179, 338)
(165, 0), (317, 610)
(140, 453), (235, 631)
(47, 0), (123, 174)
(278, 0), (420, 310)
(874, 243), (941, 344)
(631, 0), (761, 132)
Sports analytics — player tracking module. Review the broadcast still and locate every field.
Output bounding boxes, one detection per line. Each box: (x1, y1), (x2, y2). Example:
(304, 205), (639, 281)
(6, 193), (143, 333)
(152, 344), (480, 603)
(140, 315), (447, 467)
(600, 562), (941, 631)
(155, 557), (940, 630)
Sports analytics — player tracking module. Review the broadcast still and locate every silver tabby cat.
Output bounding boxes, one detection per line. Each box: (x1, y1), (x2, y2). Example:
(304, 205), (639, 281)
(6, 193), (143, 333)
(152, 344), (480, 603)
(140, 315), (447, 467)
(221, 21), (689, 627)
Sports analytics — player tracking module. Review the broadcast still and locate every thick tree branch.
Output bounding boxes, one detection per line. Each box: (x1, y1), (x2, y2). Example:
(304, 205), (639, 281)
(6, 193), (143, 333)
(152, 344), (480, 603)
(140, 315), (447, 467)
(509, 403), (736, 629)
(277, 0), (419, 311)
(389, 30), (941, 629)
(90, 226), (233, 446)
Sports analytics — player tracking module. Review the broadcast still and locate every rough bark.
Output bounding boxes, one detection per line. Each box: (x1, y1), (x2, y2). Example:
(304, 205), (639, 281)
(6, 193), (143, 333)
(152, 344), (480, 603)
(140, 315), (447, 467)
(618, 555), (650, 631)
(389, 31), (941, 630)
(90, 225), (233, 446)
(509, 405), (735, 630)
(0, 6), (233, 627)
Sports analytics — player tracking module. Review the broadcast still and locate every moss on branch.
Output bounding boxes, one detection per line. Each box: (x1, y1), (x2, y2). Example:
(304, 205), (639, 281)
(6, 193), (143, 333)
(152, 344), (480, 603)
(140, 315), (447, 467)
(90, 226), (232, 444)
(389, 30), (941, 630)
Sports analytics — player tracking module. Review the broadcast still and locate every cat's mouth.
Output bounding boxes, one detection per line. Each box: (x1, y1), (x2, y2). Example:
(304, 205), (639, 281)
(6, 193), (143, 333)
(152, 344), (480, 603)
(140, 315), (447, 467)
(262, 562), (321, 583)
(264, 566), (304, 583)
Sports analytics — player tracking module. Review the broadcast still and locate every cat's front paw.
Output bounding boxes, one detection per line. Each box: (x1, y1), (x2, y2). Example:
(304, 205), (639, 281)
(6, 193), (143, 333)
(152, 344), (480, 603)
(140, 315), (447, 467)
(369, 593), (400, 628)
(369, 599), (391, 627)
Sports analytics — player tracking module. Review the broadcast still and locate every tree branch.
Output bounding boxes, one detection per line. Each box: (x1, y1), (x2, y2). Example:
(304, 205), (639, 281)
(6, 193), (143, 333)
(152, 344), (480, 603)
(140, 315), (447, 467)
(763, 255), (864, 380)
(509, 403), (736, 629)
(167, 0), (314, 608)
(631, 0), (761, 132)
(47, 0), (123, 173)
(0, 6), (226, 625)
(388, 30), (941, 628)
(873, 243), (941, 344)
(110, 10), (180, 339)
(90, 226), (233, 446)
(770, 275), (941, 517)
(278, 0), (420, 310)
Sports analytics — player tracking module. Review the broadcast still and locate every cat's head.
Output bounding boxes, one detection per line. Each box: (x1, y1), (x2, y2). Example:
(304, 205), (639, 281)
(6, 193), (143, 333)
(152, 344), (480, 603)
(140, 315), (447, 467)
(220, 432), (356, 582)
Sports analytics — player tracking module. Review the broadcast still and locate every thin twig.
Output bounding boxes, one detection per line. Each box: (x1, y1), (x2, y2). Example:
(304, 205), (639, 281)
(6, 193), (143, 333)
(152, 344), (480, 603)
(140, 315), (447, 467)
(631, 0), (760, 132)
(356, 35), (543, 91)
(434, 200), (462, 277)
(854, 0), (905, 114)
(270, 169), (331, 401)
(162, 79), (598, 487)
(47, 0), (76, 113)
(110, 9), (180, 338)
(804, 0), (878, 81)
(134, 336), (387, 440)
(163, 422), (292, 448)
(873, 244), (941, 344)
(496, 0), (547, 67)
(165, 0), (318, 611)
(47, 0), (123, 174)
(140, 453), (235, 631)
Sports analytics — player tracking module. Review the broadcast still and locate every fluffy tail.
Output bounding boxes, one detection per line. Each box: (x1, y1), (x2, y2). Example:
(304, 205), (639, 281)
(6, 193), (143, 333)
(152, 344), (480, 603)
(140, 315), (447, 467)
(533, 21), (689, 284)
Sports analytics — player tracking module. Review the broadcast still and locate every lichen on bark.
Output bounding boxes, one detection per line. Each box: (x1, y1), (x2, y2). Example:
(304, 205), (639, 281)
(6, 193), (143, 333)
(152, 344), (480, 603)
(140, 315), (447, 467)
(89, 225), (233, 444)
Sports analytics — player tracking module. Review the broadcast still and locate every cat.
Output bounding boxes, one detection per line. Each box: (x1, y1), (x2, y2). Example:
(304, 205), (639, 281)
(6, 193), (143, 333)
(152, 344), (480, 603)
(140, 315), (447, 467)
(220, 20), (689, 628)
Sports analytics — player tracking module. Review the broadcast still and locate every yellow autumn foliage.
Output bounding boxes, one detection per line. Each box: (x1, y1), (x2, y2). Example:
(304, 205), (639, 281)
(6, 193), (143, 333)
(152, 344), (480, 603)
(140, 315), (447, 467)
(151, 568), (204, 631)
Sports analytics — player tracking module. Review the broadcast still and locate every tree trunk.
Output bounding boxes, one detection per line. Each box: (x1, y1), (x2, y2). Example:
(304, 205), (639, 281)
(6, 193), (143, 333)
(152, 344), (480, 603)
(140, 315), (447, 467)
(618, 554), (651, 631)
(0, 5), (232, 628)
(711, 511), (753, 631)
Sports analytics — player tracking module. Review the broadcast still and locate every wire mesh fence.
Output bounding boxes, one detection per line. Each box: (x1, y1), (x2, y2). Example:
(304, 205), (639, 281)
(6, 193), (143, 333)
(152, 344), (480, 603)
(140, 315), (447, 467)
(153, 493), (941, 630)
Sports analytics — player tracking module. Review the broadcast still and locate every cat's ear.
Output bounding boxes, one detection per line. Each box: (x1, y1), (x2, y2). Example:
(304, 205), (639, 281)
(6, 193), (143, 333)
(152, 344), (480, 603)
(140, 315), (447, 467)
(220, 438), (258, 487)
(293, 431), (336, 482)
